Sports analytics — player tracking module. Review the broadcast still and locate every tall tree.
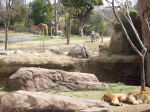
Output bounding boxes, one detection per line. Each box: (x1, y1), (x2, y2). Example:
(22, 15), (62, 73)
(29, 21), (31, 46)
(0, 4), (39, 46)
(0, 0), (16, 50)
(64, 7), (71, 44)
(30, 0), (53, 25)
(53, 0), (60, 36)
(62, 0), (103, 37)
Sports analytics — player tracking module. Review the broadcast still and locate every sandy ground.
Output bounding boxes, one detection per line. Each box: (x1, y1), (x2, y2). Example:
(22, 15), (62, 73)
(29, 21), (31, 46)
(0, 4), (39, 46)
(112, 104), (150, 112)
(0, 37), (111, 54)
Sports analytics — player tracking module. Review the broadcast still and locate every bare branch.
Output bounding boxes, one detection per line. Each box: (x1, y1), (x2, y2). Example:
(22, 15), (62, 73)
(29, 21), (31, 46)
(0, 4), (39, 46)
(111, 0), (142, 56)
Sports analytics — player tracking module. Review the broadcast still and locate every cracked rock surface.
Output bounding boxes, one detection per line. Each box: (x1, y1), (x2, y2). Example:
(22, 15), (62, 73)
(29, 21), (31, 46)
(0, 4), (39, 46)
(0, 90), (112, 112)
(6, 67), (108, 91)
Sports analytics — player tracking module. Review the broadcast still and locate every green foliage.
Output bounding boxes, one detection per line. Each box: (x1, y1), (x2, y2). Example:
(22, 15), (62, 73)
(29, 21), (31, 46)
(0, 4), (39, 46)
(30, 0), (53, 25)
(62, 0), (103, 7)
(0, 88), (13, 92)
(33, 36), (53, 41)
(84, 11), (108, 35)
(13, 23), (25, 32)
(11, 5), (28, 24)
(99, 21), (108, 35)
(62, 0), (103, 18)
(70, 35), (90, 40)
(62, 0), (103, 35)
(0, 40), (4, 43)
(0, 17), (3, 27)
(8, 3), (29, 31)
(25, 18), (34, 30)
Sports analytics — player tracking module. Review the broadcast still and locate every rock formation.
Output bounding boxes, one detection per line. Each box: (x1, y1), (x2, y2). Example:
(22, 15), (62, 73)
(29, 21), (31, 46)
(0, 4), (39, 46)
(6, 67), (108, 91)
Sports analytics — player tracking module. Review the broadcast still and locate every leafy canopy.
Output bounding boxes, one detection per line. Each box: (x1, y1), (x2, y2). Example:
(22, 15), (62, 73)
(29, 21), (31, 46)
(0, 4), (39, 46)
(61, 0), (103, 17)
(30, 0), (53, 25)
(62, 0), (103, 7)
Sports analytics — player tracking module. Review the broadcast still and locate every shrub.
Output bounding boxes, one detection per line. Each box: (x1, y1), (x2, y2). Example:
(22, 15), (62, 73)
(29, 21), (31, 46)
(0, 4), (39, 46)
(13, 23), (25, 32)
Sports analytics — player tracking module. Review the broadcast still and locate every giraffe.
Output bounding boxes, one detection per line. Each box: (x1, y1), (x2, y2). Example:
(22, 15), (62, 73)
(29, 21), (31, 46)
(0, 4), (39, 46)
(36, 23), (49, 35)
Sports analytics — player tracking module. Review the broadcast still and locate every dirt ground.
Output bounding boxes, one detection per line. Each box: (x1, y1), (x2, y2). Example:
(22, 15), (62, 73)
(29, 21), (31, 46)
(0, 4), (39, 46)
(0, 37), (110, 54)
(111, 104), (150, 112)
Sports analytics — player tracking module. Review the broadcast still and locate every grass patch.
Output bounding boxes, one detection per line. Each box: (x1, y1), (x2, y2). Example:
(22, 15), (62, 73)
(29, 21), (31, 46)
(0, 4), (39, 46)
(48, 82), (137, 100)
(33, 35), (90, 41)
(0, 83), (137, 99)
(0, 40), (4, 43)
(0, 88), (13, 95)
(70, 35), (90, 40)
(33, 36), (53, 41)
(0, 88), (13, 92)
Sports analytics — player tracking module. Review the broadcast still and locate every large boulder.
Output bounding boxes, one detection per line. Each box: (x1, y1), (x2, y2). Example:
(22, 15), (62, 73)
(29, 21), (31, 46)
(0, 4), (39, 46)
(109, 32), (130, 54)
(6, 67), (108, 91)
(0, 91), (112, 112)
(68, 44), (90, 58)
(109, 12), (142, 55)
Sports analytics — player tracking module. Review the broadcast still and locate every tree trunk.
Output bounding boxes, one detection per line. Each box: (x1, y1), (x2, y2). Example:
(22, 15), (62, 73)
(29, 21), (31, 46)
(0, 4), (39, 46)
(79, 26), (84, 37)
(54, 0), (58, 36)
(146, 53), (150, 86)
(5, 27), (8, 50)
(67, 10), (71, 45)
(138, 0), (150, 87)
(140, 56), (146, 91)
(50, 27), (53, 36)
(67, 34), (70, 44)
(79, 18), (84, 37)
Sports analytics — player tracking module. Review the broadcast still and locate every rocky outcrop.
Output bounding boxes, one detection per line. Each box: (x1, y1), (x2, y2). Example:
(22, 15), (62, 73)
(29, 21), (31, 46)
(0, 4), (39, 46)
(68, 44), (90, 58)
(109, 32), (130, 54)
(0, 53), (140, 87)
(0, 53), (80, 87)
(82, 56), (140, 85)
(6, 67), (108, 91)
(109, 11), (142, 55)
(0, 90), (112, 112)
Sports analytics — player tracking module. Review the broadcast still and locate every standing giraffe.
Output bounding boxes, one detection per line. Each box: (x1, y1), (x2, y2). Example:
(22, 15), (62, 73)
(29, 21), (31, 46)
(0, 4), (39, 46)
(36, 23), (49, 35)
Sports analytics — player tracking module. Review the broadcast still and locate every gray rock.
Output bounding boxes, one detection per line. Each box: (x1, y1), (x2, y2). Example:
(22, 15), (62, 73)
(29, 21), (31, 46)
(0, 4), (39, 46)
(49, 46), (61, 54)
(68, 44), (90, 58)
(6, 67), (108, 91)
(79, 107), (111, 112)
(0, 50), (11, 55)
(0, 90), (112, 112)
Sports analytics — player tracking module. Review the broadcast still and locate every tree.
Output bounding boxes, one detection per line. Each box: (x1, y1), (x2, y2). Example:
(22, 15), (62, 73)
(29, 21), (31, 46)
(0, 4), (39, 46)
(138, 0), (150, 87)
(11, 4), (28, 23)
(64, 7), (71, 44)
(85, 11), (108, 37)
(30, 0), (53, 25)
(106, 0), (148, 91)
(62, 0), (103, 37)
(0, 0), (16, 50)
(10, 2), (28, 31)
(53, 0), (61, 36)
